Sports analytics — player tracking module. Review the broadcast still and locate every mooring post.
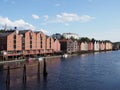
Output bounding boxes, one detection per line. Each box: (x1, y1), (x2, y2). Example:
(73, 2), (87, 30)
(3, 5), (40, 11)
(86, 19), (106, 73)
(23, 64), (26, 83)
(37, 61), (40, 82)
(6, 66), (10, 89)
(0, 65), (3, 71)
(37, 61), (40, 77)
(43, 58), (48, 77)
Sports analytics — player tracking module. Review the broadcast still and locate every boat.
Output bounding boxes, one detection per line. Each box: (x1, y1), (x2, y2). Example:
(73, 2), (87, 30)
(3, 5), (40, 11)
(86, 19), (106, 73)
(38, 57), (43, 62)
(62, 54), (68, 58)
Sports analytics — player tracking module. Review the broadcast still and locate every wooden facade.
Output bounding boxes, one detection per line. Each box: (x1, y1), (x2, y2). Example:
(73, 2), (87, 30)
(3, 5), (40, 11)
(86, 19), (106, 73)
(0, 30), (61, 57)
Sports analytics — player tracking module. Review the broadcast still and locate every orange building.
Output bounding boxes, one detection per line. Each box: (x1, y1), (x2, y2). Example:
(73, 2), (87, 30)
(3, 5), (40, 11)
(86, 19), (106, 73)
(0, 30), (22, 56)
(36, 31), (46, 54)
(19, 30), (37, 55)
(53, 39), (61, 52)
(46, 36), (54, 53)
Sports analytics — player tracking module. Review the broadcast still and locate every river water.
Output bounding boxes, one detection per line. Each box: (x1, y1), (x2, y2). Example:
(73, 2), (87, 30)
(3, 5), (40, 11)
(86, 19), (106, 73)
(1, 51), (120, 90)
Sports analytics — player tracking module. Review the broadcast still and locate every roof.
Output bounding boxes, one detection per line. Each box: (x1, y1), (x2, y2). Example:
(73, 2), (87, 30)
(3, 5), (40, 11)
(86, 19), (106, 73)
(59, 39), (68, 42)
(19, 30), (30, 34)
(0, 32), (12, 37)
(34, 31), (44, 34)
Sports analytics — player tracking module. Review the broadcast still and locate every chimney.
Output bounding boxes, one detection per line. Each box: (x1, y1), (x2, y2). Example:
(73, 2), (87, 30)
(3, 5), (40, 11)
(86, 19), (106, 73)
(14, 27), (17, 30)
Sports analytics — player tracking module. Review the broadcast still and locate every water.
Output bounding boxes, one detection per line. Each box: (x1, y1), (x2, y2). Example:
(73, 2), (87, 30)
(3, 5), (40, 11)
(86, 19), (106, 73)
(1, 51), (120, 90)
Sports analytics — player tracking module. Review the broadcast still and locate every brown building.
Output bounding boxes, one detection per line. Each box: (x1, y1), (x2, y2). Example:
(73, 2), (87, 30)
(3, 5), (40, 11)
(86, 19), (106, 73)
(73, 40), (79, 52)
(59, 39), (73, 53)
(53, 39), (61, 52)
(0, 30), (22, 56)
(46, 36), (54, 53)
(36, 31), (46, 54)
(0, 30), (61, 59)
(19, 30), (37, 55)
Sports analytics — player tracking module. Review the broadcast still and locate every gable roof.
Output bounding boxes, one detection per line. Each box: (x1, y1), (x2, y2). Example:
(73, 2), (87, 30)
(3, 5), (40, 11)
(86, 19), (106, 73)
(19, 30), (30, 34)
(0, 32), (13, 37)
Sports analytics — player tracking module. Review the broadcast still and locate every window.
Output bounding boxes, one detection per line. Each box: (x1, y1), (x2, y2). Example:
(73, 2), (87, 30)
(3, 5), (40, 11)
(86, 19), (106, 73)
(14, 35), (16, 39)
(30, 45), (32, 49)
(14, 45), (16, 50)
(41, 45), (42, 48)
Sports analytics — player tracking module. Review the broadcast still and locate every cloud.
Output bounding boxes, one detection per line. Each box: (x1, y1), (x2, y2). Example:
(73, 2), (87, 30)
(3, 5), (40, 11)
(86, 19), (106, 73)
(37, 28), (49, 34)
(43, 13), (94, 25)
(55, 13), (94, 23)
(32, 14), (40, 19)
(0, 16), (35, 30)
(43, 15), (49, 21)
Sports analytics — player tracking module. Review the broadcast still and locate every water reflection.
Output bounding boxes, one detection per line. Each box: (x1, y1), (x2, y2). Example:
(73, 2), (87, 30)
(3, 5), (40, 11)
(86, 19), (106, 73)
(1, 51), (120, 90)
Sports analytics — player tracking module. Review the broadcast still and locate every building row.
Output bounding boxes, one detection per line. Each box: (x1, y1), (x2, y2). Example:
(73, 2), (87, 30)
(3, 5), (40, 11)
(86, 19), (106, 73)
(60, 39), (112, 53)
(0, 29), (113, 59)
(0, 30), (60, 57)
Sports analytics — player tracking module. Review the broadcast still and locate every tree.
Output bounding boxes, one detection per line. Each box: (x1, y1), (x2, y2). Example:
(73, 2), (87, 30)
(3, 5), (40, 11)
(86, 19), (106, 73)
(70, 36), (77, 41)
(79, 37), (90, 43)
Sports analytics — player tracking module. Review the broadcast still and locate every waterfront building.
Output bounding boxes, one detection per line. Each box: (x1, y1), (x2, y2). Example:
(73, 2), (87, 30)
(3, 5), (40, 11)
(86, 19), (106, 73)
(73, 40), (79, 52)
(99, 41), (105, 51)
(94, 41), (99, 51)
(53, 39), (61, 52)
(80, 42), (88, 51)
(19, 30), (37, 55)
(62, 33), (80, 39)
(46, 36), (54, 54)
(0, 30), (22, 56)
(36, 31), (46, 54)
(80, 42), (85, 51)
(59, 39), (76, 53)
(105, 41), (112, 50)
(88, 42), (93, 51)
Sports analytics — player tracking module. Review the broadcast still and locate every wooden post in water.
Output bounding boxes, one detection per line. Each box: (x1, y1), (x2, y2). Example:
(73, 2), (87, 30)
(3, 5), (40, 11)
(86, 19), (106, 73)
(38, 61), (40, 76)
(6, 66), (10, 89)
(23, 64), (26, 83)
(43, 58), (48, 77)
(37, 61), (40, 82)
(0, 65), (3, 71)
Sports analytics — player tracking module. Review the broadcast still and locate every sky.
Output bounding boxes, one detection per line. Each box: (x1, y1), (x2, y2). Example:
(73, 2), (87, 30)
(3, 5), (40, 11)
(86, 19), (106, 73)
(0, 0), (120, 42)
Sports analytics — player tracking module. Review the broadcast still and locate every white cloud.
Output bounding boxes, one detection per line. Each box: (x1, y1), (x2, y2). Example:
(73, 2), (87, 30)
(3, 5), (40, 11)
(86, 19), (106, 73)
(38, 28), (49, 34)
(55, 13), (94, 23)
(43, 15), (49, 21)
(41, 13), (94, 25)
(32, 14), (40, 19)
(0, 16), (35, 30)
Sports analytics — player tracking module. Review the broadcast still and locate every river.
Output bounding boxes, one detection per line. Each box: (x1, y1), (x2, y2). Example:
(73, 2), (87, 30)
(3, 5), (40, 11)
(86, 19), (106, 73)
(0, 51), (120, 90)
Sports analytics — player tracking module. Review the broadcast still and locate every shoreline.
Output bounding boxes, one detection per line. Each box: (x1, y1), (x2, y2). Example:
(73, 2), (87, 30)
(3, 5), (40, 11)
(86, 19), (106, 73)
(0, 50), (115, 65)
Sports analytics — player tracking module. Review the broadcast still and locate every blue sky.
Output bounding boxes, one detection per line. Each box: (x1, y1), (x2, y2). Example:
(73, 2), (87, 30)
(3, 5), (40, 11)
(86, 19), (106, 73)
(0, 0), (120, 42)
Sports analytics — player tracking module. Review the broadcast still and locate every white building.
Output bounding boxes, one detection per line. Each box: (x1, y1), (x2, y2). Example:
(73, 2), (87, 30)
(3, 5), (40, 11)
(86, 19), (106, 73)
(94, 41), (99, 51)
(80, 42), (88, 51)
(62, 33), (80, 39)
